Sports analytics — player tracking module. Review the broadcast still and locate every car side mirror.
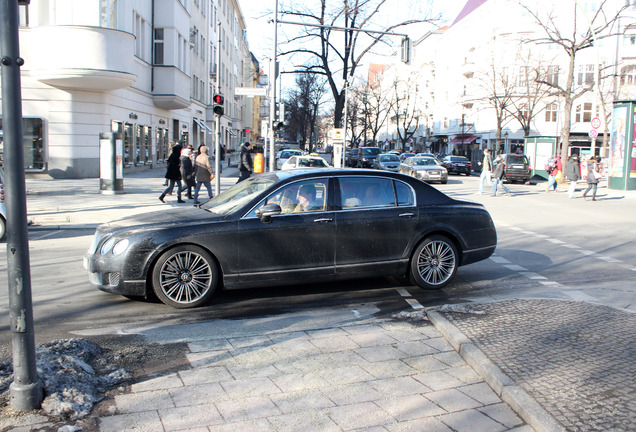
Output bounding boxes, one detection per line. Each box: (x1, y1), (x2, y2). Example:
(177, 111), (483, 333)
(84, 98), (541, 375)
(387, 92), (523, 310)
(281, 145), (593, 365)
(255, 203), (282, 223)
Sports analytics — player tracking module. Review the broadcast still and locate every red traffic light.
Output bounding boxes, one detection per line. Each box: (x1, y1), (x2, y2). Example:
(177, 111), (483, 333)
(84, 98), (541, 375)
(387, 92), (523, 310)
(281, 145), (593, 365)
(213, 94), (224, 104)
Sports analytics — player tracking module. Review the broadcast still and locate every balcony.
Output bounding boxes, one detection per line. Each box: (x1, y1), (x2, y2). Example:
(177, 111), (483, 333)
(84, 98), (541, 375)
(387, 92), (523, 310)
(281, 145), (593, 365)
(152, 66), (191, 110)
(22, 26), (137, 91)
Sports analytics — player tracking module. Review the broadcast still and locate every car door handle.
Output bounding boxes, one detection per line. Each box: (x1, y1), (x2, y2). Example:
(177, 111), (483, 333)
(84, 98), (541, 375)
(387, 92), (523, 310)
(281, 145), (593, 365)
(399, 212), (415, 217)
(314, 218), (333, 223)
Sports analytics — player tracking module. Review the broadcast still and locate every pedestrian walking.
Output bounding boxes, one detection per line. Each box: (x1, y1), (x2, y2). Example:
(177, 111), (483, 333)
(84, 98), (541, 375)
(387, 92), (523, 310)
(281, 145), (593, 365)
(582, 156), (601, 201)
(220, 145), (226, 173)
(491, 155), (512, 197)
(193, 145), (214, 205)
(237, 142), (253, 183)
(159, 143), (184, 203)
(180, 147), (195, 199)
(565, 155), (581, 198)
(545, 156), (558, 192)
(477, 148), (493, 194)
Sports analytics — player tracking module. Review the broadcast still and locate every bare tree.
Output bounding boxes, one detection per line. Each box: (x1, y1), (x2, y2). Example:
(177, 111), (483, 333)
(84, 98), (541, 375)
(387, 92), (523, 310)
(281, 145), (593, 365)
(388, 77), (421, 152)
(522, 0), (627, 161)
(285, 72), (327, 151)
(279, 0), (434, 128)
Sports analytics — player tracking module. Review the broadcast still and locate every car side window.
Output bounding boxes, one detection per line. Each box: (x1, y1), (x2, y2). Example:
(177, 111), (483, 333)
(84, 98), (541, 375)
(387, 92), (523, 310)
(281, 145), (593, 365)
(248, 179), (328, 217)
(340, 177), (395, 209)
(395, 181), (414, 206)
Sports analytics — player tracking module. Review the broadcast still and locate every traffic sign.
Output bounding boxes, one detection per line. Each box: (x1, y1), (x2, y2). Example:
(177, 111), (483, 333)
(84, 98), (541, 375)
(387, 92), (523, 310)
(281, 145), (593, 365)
(591, 117), (601, 129)
(234, 87), (267, 97)
(589, 129), (598, 138)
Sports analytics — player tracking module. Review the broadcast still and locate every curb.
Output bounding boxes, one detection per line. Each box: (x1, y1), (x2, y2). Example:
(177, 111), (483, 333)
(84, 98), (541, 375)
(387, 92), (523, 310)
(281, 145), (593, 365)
(427, 309), (565, 432)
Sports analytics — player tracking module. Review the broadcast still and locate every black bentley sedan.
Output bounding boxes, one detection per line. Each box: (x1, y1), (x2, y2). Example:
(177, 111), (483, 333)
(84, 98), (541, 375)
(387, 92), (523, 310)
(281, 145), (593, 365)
(84, 169), (497, 308)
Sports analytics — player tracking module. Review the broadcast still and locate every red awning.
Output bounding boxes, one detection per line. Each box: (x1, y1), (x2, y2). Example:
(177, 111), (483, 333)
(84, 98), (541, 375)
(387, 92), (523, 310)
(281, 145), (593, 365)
(449, 136), (478, 144)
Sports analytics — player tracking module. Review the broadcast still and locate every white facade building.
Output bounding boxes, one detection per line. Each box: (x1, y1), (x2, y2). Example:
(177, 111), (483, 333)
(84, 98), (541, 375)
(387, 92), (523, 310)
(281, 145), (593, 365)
(375, 0), (636, 164)
(0, 0), (254, 178)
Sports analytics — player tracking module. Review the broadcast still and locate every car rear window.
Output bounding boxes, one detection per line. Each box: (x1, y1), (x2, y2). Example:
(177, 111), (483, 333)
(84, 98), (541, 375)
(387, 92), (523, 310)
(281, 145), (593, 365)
(450, 157), (469, 162)
(507, 155), (528, 164)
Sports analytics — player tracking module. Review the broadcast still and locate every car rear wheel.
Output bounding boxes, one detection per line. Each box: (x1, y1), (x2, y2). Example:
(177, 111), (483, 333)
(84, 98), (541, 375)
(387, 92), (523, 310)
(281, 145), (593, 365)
(410, 235), (457, 289)
(0, 217), (5, 241)
(152, 245), (218, 308)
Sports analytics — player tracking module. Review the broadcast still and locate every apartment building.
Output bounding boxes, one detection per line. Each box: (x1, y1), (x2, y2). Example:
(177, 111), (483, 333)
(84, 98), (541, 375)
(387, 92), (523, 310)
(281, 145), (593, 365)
(0, 0), (254, 178)
(376, 0), (636, 163)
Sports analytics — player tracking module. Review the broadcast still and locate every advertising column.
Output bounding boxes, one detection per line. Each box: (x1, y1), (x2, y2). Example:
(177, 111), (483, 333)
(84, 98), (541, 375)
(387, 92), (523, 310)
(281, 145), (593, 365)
(608, 101), (636, 191)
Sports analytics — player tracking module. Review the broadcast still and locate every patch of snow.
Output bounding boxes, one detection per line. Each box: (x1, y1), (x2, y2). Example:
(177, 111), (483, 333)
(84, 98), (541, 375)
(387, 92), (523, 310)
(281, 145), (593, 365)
(436, 304), (486, 315)
(1, 338), (131, 420)
(392, 310), (429, 321)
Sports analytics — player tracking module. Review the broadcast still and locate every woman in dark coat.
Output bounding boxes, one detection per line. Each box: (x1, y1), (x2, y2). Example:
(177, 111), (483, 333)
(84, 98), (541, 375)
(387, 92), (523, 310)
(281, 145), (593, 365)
(582, 156), (600, 201)
(180, 147), (196, 199)
(159, 143), (184, 203)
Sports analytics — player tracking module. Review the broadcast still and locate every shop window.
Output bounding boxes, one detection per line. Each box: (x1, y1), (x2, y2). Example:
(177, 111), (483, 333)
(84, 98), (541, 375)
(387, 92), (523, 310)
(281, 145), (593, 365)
(156, 128), (168, 162)
(123, 123), (134, 166)
(0, 117), (45, 171)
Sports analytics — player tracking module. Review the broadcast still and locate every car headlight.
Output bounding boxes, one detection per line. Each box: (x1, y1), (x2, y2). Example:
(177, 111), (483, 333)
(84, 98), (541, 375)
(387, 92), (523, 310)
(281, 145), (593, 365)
(100, 238), (129, 256)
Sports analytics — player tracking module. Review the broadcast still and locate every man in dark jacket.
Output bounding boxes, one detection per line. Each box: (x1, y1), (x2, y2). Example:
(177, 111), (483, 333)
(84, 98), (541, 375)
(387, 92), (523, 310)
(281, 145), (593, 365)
(565, 155), (581, 198)
(238, 142), (253, 183)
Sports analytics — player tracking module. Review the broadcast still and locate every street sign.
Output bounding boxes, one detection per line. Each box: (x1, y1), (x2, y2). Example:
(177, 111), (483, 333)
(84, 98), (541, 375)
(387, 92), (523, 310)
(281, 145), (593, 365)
(589, 129), (599, 138)
(234, 87), (267, 97)
(591, 117), (601, 129)
(332, 128), (344, 141)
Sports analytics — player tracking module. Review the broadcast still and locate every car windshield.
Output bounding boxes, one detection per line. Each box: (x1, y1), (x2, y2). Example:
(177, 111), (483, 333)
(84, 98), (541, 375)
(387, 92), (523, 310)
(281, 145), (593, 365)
(280, 150), (301, 159)
(414, 158), (438, 166)
(201, 175), (277, 215)
(379, 154), (399, 162)
(450, 157), (469, 162)
(297, 158), (328, 167)
(507, 155), (528, 164)
(361, 148), (381, 156)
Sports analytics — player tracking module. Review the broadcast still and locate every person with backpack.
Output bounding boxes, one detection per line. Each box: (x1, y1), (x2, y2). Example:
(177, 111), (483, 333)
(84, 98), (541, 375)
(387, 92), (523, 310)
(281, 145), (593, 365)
(565, 155), (581, 198)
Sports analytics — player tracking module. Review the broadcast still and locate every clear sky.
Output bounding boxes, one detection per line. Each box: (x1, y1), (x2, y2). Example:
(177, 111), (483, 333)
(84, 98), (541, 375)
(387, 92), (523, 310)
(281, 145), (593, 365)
(237, 0), (468, 72)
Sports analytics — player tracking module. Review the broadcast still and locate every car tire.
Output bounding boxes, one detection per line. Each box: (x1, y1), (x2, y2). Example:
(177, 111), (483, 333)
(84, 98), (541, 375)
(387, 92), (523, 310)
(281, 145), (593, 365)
(441, 180), (448, 184)
(152, 245), (218, 308)
(0, 217), (5, 241)
(409, 235), (458, 290)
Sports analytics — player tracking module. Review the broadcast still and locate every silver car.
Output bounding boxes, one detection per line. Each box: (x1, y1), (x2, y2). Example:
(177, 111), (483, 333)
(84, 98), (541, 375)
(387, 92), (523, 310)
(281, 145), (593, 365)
(372, 153), (400, 171)
(399, 156), (448, 184)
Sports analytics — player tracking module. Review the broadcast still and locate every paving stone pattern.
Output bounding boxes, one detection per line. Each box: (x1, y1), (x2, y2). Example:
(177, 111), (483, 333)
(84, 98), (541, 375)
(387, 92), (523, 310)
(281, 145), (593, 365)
(97, 321), (530, 431)
(438, 299), (636, 432)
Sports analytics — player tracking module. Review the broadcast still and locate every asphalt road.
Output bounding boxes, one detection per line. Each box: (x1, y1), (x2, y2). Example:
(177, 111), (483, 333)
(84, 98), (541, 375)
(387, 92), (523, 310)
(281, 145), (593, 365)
(1, 174), (635, 361)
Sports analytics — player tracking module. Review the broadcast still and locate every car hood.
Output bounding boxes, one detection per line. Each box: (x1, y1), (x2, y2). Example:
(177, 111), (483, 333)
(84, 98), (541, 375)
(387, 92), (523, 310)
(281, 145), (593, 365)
(100, 207), (227, 232)
(413, 166), (443, 170)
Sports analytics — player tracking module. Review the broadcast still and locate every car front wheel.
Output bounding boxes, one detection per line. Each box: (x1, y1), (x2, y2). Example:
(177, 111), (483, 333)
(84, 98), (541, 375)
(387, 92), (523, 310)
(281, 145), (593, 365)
(410, 235), (457, 289)
(0, 217), (5, 241)
(152, 245), (218, 308)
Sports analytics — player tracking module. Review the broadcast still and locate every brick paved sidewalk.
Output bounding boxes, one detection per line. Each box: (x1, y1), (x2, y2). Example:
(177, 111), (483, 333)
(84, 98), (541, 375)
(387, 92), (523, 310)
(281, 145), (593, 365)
(431, 299), (636, 432)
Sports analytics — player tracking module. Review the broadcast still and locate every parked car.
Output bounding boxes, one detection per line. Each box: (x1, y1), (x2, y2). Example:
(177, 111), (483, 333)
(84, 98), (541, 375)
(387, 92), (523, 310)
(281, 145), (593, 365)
(417, 153), (440, 163)
(280, 155), (330, 170)
(346, 148), (359, 167)
(276, 149), (303, 170)
(355, 147), (382, 168)
(84, 169), (497, 308)
(441, 156), (472, 175)
(399, 156), (448, 184)
(501, 153), (532, 183)
(0, 167), (5, 240)
(372, 153), (401, 172)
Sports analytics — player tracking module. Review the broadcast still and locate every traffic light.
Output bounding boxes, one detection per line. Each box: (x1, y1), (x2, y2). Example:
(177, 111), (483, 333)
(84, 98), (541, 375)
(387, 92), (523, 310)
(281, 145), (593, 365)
(213, 94), (224, 116)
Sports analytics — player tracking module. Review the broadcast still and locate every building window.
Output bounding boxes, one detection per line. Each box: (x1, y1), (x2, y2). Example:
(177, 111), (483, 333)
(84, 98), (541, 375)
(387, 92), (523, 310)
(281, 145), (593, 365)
(156, 128), (168, 163)
(577, 64), (594, 86)
(124, 123), (134, 166)
(0, 117), (45, 171)
(575, 102), (593, 123)
(153, 29), (164, 65)
(545, 103), (558, 122)
(517, 66), (529, 87)
(133, 12), (146, 60)
(546, 65), (559, 86)
(100, 0), (117, 28)
(621, 65), (636, 85)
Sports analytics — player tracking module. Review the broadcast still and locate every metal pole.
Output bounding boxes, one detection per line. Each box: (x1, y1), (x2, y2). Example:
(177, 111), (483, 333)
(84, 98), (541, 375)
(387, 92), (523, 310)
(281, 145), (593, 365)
(214, 20), (221, 195)
(342, 80), (348, 167)
(268, 0), (278, 172)
(0, 0), (43, 410)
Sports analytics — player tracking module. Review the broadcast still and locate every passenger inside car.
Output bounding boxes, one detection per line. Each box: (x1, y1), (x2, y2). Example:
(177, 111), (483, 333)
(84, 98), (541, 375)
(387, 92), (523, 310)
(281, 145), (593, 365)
(294, 184), (324, 212)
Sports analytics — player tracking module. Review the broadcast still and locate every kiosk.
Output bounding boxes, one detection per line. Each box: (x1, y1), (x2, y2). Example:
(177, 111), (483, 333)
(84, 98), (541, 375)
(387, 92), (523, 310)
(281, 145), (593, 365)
(608, 101), (636, 191)
(99, 132), (124, 194)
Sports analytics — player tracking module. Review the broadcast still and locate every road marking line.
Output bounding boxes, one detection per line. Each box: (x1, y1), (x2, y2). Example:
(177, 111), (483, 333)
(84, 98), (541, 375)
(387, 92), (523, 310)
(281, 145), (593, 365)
(577, 250), (597, 256)
(503, 264), (528, 271)
(562, 244), (581, 249)
(597, 256), (622, 263)
(490, 256), (511, 264)
(547, 238), (565, 244)
(405, 298), (424, 310)
(520, 230), (536, 235)
(564, 291), (597, 302)
(509, 227), (523, 231)
(539, 281), (562, 286)
(396, 288), (411, 297)
(520, 272), (548, 280)
(534, 234), (549, 238)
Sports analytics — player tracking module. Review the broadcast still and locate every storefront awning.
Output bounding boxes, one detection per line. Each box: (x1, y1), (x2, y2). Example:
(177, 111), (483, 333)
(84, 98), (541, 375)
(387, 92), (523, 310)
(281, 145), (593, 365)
(193, 118), (213, 132)
(449, 136), (478, 144)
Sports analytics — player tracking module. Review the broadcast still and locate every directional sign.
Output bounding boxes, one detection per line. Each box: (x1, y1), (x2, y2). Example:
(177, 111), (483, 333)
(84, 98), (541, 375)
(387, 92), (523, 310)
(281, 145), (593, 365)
(591, 117), (601, 129)
(589, 129), (599, 138)
(234, 87), (267, 97)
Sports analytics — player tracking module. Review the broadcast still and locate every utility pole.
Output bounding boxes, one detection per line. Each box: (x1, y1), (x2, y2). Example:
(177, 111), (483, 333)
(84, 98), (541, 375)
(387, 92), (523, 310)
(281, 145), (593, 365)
(268, 0), (279, 172)
(214, 20), (221, 195)
(0, 0), (43, 410)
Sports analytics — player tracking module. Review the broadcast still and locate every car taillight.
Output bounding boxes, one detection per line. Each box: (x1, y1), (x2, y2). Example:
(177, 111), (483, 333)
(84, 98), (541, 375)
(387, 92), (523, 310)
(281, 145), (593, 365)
(451, 163), (457, 166)
(0, 184), (3, 203)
